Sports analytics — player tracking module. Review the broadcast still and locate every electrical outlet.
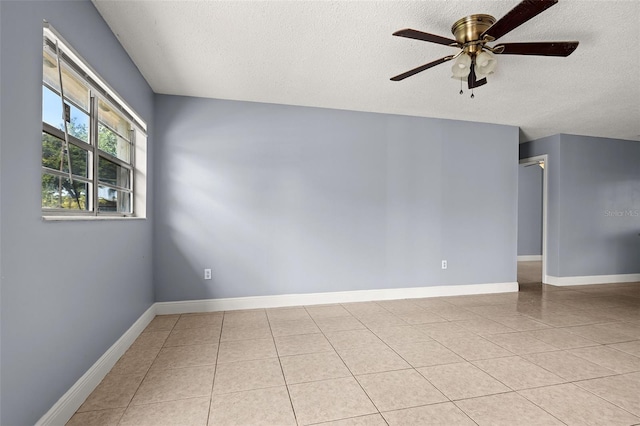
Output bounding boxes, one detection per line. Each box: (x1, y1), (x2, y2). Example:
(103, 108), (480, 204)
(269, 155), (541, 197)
(204, 268), (212, 280)
(441, 260), (447, 270)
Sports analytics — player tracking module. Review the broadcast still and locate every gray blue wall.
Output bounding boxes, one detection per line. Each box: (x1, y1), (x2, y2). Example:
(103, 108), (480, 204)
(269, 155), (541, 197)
(153, 95), (519, 302)
(518, 164), (543, 256)
(0, 1), (154, 424)
(520, 134), (640, 278)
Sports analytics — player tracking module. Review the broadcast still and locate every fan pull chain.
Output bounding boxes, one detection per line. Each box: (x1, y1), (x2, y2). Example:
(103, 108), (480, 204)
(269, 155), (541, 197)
(471, 88), (475, 99)
(459, 78), (463, 95)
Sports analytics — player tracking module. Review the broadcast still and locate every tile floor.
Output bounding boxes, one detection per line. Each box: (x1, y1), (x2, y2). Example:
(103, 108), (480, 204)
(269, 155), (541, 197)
(68, 262), (640, 425)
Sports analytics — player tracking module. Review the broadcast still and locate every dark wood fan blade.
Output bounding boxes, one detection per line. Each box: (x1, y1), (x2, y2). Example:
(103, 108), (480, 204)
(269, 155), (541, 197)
(494, 41), (579, 56)
(482, 0), (558, 41)
(467, 64), (488, 89)
(393, 28), (459, 47)
(390, 56), (454, 81)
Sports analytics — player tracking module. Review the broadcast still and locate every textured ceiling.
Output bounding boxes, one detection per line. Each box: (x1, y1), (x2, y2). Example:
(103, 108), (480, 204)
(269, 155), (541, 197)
(92, 0), (640, 142)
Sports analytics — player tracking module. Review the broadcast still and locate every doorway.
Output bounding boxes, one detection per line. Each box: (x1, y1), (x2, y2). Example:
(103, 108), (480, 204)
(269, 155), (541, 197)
(518, 155), (548, 286)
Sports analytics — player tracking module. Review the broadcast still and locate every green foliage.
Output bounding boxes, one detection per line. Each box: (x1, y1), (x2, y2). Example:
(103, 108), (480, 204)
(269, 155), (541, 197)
(42, 116), (128, 211)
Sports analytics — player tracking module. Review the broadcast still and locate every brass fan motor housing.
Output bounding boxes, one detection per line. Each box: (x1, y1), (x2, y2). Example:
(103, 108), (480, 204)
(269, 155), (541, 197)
(451, 14), (496, 54)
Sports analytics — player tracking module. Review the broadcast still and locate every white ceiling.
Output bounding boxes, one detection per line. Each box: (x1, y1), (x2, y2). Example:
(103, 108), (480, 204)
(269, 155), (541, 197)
(92, 0), (640, 142)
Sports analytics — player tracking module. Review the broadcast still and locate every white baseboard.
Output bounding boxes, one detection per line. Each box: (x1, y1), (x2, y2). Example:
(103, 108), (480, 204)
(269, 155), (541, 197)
(35, 305), (156, 426)
(518, 255), (542, 261)
(155, 282), (519, 315)
(545, 274), (640, 286)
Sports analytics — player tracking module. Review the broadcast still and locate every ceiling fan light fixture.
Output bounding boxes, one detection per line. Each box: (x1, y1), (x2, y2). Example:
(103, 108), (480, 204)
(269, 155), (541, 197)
(451, 53), (472, 78)
(475, 51), (497, 77)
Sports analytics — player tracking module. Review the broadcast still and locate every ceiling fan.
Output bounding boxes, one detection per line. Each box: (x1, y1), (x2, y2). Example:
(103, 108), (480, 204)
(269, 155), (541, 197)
(390, 0), (579, 94)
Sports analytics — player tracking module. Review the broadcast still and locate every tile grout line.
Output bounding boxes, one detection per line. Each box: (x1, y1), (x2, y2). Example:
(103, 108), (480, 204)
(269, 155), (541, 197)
(570, 375), (640, 420)
(116, 314), (178, 425)
(304, 304), (386, 423)
(206, 312), (224, 426)
(265, 309), (300, 426)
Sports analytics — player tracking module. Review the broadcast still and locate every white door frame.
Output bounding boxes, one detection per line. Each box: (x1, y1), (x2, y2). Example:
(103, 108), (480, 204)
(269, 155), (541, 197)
(519, 154), (549, 284)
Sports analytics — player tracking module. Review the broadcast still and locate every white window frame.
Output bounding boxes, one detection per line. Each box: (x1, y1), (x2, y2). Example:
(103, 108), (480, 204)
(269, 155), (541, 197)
(41, 22), (147, 220)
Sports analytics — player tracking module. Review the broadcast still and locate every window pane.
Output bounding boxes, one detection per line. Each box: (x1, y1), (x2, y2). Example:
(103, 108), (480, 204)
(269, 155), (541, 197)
(42, 132), (89, 178)
(42, 174), (90, 210)
(43, 49), (90, 111)
(98, 156), (131, 189)
(98, 98), (131, 140)
(98, 124), (131, 163)
(98, 186), (131, 214)
(42, 86), (90, 143)
(42, 86), (62, 129)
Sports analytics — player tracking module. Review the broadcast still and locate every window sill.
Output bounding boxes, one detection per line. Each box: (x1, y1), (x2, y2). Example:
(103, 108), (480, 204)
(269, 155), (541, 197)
(42, 215), (146, 222)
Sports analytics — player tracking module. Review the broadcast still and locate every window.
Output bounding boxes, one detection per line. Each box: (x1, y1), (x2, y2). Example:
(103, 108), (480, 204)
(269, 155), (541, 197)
(41, 23), (147, 218)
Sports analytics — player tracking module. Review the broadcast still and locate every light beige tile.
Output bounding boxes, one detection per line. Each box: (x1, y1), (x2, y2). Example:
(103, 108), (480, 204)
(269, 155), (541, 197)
(411, 298), (457, 310)
(523, 350), (616, 381)
(209, 386), (296, 426)
(535, 312), (603, 328)
(466, 304), (520, 318)
(520, 383), (640, 426)
(371, 326), (432, 346)
(597, 321), (640, 339)
(389, 340), (464, 367)
(66, 408), (125, 426)
(426, 306), (484, 321)
(382, 402), (475, 426)
(569, 345), (640, 373)
(472, 356), (565, 390)
(174, 314), (223, 330)
(109, 347), (160, 376)
(131, 330), (171, 350)
(609, 340), (640, 357)
(394, 311), (447, 325)
(274, 333), (334, 356)
(150, 344), (217, 370)
(220, 325), (272, 342)
(314, 316), (365, 332)
(418, 362), (509, 400)
(315, 414), (387, 426)
(413, 322), (477, 340)
(357, 313), (408, 329)
(524, 328), (598, 349)
(164, 326), (220, 347)
(281, 352), (351, 384)
(489, 315), (550, 331)
(376, 300), (423, 314)
(223, 310), (268, 328)
(213, 358), (284, 394)
(324, 329), (383, 350)
(119, 397), (209, 426)
(266, 307), (310, 322)
(454, 318), (516, 335)
(77, 373), (144, 412)
(564, 323), (637, 344)
(485, 332), (557, 354)
(269, 318), (320, 337)
(439, 295), (489, 307)
(131, 366), (214, 405)
(438, 336), (514, 361)
(342, 302), (390, 317)
(575, 372), (640, 416)
(217, 338), (276, 364)
(307, 304), (353, 319)
(289, 377), (377, 425)
(337, 345), (410, 375)
(356, 369), (446, 411)
(145, 315), (179, 332)
(456, 392), (564, 426)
